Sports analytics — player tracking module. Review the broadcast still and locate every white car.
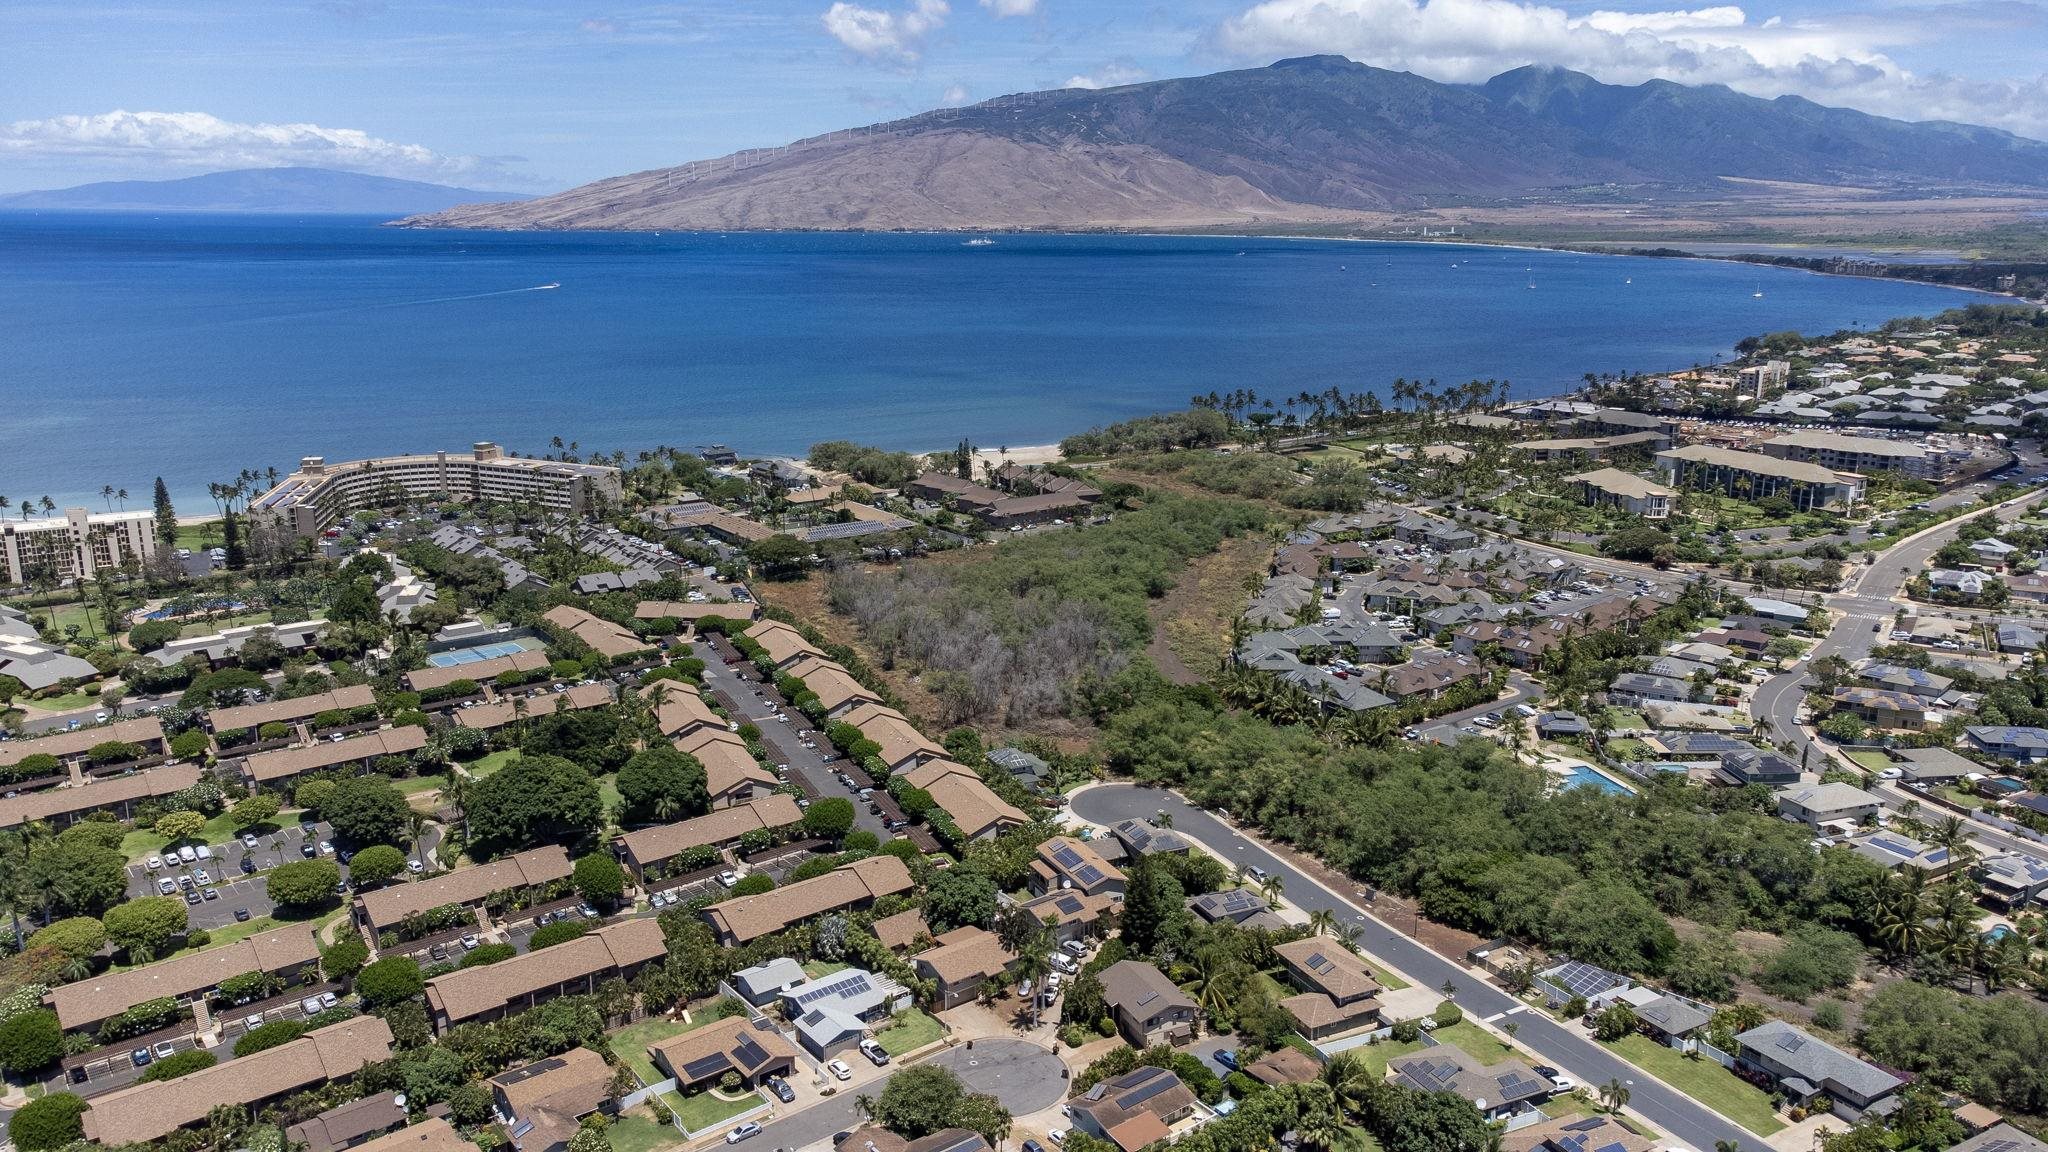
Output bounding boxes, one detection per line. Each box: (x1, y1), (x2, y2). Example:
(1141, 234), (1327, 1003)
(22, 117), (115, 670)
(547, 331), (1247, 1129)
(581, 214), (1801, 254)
(408, 860), (424, 873)
(195, 844), (212, 860)
(1048, 1130), (1068, 1146)
(243, 1013), (265, 1030)
(718, 870), (739, 887)
(177, 846), (197, 864)
(146, 855), (163, 870)
(827, 1059), (853, 1081)
(1551, 1076), (1578, 1093)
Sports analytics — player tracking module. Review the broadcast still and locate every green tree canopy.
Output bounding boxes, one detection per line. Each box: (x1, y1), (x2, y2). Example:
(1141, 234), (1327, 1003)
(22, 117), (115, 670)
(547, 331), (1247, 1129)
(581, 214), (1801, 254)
(102, 896), (188, 960)
(0, 1009), (63, 1073)
(863, 1064), (1012, 1145)
(266, 858), (343, 909)
(923, 868), (998, 933)
(347, 845), (409, 888)
(322, 776), (412, 847)
(801, 796), (856, 842)
(614, 744), (709, 825)
(355, 956), (424, 1007)
(27, 917), (107, 964)
(9, 1093), (88, 1151)
(572, 854), (627, 907)
(466, 754), (603, 854)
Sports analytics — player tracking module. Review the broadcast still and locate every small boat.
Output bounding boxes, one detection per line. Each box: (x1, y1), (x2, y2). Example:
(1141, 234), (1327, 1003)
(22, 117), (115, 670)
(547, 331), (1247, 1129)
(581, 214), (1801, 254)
(1625, 278), (1632, 284)
(964, 237), (995, 247)
(1752, 283), (1764, 298)
(537, 282), (560, 290)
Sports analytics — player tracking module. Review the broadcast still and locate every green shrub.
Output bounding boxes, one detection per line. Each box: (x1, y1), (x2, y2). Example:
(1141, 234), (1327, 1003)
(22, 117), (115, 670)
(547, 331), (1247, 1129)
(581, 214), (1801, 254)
(10, 1092), (88, 1150)
(138, 1049), (217, 1082)
(234, 1019), (306, 1057)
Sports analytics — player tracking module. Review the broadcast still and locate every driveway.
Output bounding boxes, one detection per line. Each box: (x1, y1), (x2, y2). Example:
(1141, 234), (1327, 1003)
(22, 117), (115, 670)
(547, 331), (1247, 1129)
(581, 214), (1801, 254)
(1070, 783), (1765, 1152)
(755, 1039), (1067, 1152)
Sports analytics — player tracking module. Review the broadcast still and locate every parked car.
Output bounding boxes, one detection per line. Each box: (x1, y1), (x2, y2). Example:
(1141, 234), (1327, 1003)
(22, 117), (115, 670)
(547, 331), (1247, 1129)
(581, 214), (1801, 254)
(152, 1042), (176, 1060)
(827, 1059), (853, 1081)
(461, 935), (479, 950)
(320, 991), (339, 1009)
(1061, 940), (1088, 958)
(177, 846), (197, 864)
(767, 1076), (795, 1103)
(194, 869), (210, 884)
(157, 878), (178, 895)
(202, 886), (219, 900)
(234, 907), (252, 921)
(407, 860), (424, 873)
(725, 1123), (762, 1145)
(145, 855), (163, 870)
(1215, 1050), (1239, 1070)
(859, 1038), (889, 1066)
(301, 996), (325, 1015)
(718, 870), (740, 888)
(239, 857), (256, 874)
(301, 843), (317, 857)
(131, 1047), (152, 1067)
(244, 1013), (265, 1030)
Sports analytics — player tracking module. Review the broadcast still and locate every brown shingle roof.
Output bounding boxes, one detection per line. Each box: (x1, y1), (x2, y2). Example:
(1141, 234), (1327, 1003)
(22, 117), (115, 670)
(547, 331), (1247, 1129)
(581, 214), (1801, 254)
(425, 919), (666, 1025)
(643, 682), (723, 738)
(840, 702), (943, 768)
(677, 729), (778, 802)
(870, 909), (931, 952)
(210, 685), (377, 735)
(455, 682), (612, 731)
(0, 762), (200, 829)
(286, 1090), (409, 1152)
(648, 1016), (801, 1087)
(1274, 937), (1381, 1003)
(1280, 991), (1380, 1032)
(634, 600), (759, 622)
(1097, 960), (1193, 1018)
(783, 655), (878, 714)
(914, 926), (1017, 986)
(81, 1017), (395, 1145)
(0, 716), (165, 768)
(490, 1046), (613, 1123)
(357, 845), (572, 932)
(541, 606), (644, 659)
(921, 774), (1028, 839)
(243, 725), (429, 783)
(743, 620), (821, 667)
(703, 855), (913, 944)
(1245, 1046), (1321, 1087)
(617, 794), (802, 868)
(344, 1118), (474, 1152)
(403, 649), (549, 692)
(47, 923), (320, 1029)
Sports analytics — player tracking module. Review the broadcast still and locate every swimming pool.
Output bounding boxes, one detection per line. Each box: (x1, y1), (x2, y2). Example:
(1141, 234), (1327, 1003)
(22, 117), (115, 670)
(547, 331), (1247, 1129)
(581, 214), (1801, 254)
(1558, 765), (1637, 796)
(426, 639), (537, 667)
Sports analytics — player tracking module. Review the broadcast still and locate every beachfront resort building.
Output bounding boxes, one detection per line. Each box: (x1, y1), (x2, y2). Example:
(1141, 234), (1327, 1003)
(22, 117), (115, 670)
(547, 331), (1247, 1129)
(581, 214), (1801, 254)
(0, 508), (157, 586)
(1756, 431), (1956, 481)
(1655, 445), (1865, 512)
(250, 443), (622, 538)
(1564, 468), (1674, 519)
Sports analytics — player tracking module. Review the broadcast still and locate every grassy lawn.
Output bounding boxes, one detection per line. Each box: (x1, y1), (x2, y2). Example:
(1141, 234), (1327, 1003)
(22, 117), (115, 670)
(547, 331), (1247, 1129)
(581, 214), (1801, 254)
(1846, 750), (1894, 772)
(45, 601), (114, 643)
(23, 691), (96, 712)
(608, 1016), (700, 1086)
(1601, 708), (1649, 731)
(394, 774), (445, 797)
(1606, 1034), (1784, 1136)
(666, 1087), (763, 1134)
(599, 775), (623, 820)
(123, 811), (248, 861)
(172, 520), (224, 551)
(604, 1112), (680, 1152)
(873, 1009), (946, 1056)
(462, 750), (521, 778)
(1604, 738), (1653, 762)
(802, 960), (850, 979)
(1352, 1036), (1427, 1079)
(1429, 1021), (1516, 1065)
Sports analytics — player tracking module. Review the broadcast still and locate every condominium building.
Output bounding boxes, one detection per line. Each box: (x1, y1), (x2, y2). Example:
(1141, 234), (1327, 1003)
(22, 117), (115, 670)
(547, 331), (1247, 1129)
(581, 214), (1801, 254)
(0, 508), (156, 585)
(1565, 468), (1675, 519)
(1756, 431), (1955, 481)
(1655, 445), (1865, 512)
(251, 443), (622, 538)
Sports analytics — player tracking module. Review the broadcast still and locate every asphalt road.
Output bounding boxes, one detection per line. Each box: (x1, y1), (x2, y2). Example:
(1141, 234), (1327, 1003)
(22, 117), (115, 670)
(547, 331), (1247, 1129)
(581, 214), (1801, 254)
(1071, 783), (1761, 1152)
(695, 643), (889, 839)
(759, 1039), (1068, 1152)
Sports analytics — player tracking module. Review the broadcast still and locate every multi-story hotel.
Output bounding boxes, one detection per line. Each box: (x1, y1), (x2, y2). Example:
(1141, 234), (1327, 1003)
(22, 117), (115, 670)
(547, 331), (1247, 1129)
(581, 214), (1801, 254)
(1756, 430), (1957, 482)
(250, 442), (623, 538)
(0, 508), (157, 586)
(1656, 444), (1865, 512)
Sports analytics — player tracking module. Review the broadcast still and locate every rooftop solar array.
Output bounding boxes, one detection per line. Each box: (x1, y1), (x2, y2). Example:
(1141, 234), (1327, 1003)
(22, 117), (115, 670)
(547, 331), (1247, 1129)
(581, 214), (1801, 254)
(1135, 990), (1158, 1007)
(1776, 1032), (1807, 1053)
(1118, 1070), (1181, 1109)
(796, 973), (874, 1005)
(1494, 1070), (1547, 1102)
(1545, 961), (1628, 999)
(1304, 951), (1336, 974)
(1054, 895), (1084, 915)
(680, 1052), (734, 1081)
(733, 1036), (771, 1070)
(1052, 844), (1084, 868)
(1403, 1058), (1461, 1092)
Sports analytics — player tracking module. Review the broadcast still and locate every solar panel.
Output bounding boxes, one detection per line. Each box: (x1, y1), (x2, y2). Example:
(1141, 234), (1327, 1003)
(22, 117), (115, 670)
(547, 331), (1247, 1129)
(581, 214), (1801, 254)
(1548, 961), (1626, 998)
(1052, 845), (1085, 869)
(1135, 990), (1158, 1007)
(681, 1052), (733, 1081)
(733, 1037), (771, 1069)
(1561, 1119), (1604, 1132)
(1075, 865), (1105, 886)
(1119, 1073), (1180, 1109)
(1495, 1072), (1543, 1101)
(797, 973), (873, 1005)
(1776, 1033), (1806, 1053)
(1055, 895), (1083, 915)
(1593, 1142), (1629, 1152)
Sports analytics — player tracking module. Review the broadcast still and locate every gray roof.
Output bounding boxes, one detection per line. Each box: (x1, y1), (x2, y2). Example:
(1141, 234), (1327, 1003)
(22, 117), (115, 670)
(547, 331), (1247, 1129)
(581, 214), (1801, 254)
(1952, 1125), (2048, 1152)
(1634, 994), (1711, 1037)
(1098, 960), (1194, 1018)
(1736, 1019), (1902, 1100)
(733, 957), (805, 1000)
(1113, 819), (1190, 856)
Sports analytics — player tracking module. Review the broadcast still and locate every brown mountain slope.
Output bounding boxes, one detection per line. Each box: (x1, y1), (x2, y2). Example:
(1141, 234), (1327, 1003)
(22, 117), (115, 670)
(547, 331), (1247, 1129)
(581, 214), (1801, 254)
(408, 131), (1353, 232)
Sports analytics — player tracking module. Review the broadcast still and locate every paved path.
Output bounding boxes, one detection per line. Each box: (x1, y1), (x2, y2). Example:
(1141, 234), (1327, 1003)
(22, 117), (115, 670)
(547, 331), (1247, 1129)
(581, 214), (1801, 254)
(757, 1039), (1066, 1152)
(1071, 783), (1762, 1152)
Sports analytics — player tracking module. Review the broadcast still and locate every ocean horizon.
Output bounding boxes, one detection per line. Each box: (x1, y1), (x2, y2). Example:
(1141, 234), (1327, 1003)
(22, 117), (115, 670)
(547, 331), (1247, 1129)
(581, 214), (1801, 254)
(0, 212), (1994, 510)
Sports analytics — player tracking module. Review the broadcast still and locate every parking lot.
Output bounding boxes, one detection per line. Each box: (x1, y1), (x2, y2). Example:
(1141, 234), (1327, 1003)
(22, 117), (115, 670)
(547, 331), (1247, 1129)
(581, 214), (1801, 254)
(748, 846), (824, 884)
(128, 820), (338, 929)
(694, 644), (889, 839)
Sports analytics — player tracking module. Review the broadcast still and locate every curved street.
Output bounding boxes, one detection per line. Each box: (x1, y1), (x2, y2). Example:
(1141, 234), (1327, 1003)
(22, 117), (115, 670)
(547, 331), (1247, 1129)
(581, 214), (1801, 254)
(1070, 783), (1763, 1152)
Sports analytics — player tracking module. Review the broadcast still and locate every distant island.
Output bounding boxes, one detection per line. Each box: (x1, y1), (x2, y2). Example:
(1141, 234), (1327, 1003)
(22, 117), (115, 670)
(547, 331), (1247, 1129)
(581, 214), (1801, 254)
(399, 56), (2048, 256)
(0, 167), (538, 215)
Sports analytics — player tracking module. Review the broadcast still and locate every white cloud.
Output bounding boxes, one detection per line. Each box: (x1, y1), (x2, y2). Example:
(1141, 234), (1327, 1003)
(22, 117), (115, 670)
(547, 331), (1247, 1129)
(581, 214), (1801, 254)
(0, 110), (531, 186)
(822, 0), (949, 63)
(1214, 0), (2048, 139)
(941, 83), (972, 104)
(1063, 59), (1150, 89)
(980, 0), (1039, 15)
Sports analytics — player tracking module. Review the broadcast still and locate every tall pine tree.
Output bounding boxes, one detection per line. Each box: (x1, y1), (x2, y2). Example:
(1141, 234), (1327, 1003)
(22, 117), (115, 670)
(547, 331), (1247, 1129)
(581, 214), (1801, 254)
(151, 478), (176, 548)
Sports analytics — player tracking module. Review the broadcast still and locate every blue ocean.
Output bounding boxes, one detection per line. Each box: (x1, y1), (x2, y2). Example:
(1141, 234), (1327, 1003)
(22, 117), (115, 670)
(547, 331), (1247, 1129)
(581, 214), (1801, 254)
(0, 213), (1991, 508)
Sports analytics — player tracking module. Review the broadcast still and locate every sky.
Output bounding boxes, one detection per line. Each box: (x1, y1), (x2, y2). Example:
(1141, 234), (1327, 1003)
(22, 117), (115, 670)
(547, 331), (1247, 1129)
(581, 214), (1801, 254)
(2, 0), (2044, 195)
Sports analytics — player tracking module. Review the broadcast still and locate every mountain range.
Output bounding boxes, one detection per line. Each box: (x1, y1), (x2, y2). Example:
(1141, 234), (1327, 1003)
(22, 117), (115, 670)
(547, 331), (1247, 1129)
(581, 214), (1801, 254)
(402, 56), (2048, 233)
(0, 167), (534, 214)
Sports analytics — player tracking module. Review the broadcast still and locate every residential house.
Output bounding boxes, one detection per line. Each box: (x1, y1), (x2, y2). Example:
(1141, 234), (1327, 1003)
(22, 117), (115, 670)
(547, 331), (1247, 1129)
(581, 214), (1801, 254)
(643, 681), (725, 741)
(842, 702), (945, 772)
(1830, 686), (1934, 730)
(242, 725), (431, 789)
(539, 606), (645, 659)
(81, 1019), (395, 1146)
(1564, 468), (1674, 518)
(488, 1046), (616, 1152)
(1718, 748), (1800, 787)
(1536, 712), (1590, 738)
(1243, 1047), (1323, 1089)
(649, 1016), (800, 1091)
(1011, 889), (1115, 945)
(1387, 1044), (1559, 1123)
(1272, 937), (1382, 1041)
(286, 1092), (411, 1152)
(1889, 746), (1981, 784)
(45, 924), (319, 1033)
(0, 761), (198, 830)
(1846, 831), (1959, 877)
(1777, 783), (1882, 829)
(207, 685), (378, 736)
(1030, 836), (1125, 897)
(402, 649), (550, 694)
(742, 619), (824, 670)
(1098, 960), (1199, 1048)
(1734, 1019), (1903, 1118)
(356, 845), (572, 936)
(1610, 672), (1691, 705)
(702, 856), (914, 946)
(783, 653), (881, 719)
(1742, 597), (1812, 626)
(899, 759), (1028, 842)
(731, 957), (807, 1006)
(1952, 1127), (2048, 1152)
(1633, 994), (1711, 1045)
(614, 794), (803, 882)
(675, 727), (778, 807)
(781, 967), (912, 1058)
(1967, 726), (2048, 763)
(869, 910), (933, 954)
(987, 746), (1050, 791)
(1069, 1066), (1202, 1152)
(454, 682), (613, 733)
(915, 926), (1020, 1009)
(1503, 1115), (1652, 1152)
(424, 919), (666, 1032)
(1978, 853), (2048, 910)
(1112, 818), (1190, 858)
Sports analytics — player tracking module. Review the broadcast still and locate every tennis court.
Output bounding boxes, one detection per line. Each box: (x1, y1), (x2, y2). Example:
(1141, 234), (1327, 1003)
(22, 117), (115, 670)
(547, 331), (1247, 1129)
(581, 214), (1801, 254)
(426, 639), (536, 667)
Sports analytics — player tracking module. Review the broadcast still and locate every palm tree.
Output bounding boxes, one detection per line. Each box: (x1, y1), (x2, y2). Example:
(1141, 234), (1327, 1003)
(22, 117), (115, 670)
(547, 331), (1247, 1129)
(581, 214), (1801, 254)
(1190, 948), (1244, 1021)
(1259, 872), (1285, 909)
(1308, 908), (1338, 937)
(1599, 1077), (1631, 1114)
